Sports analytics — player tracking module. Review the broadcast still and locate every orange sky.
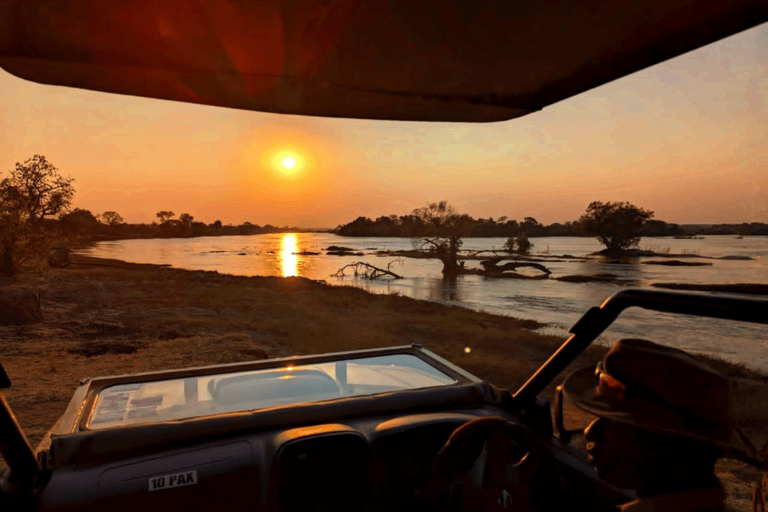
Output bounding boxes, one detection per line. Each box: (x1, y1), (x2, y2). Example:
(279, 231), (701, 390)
(1, 24), (767, 229)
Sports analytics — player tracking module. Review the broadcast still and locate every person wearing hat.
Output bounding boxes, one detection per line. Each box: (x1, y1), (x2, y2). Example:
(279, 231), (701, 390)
(562, 338), (760, 512)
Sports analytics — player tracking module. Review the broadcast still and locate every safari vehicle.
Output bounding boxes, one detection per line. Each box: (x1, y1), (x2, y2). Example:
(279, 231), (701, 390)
(2, 0), (768, 511)
(1, 290), (766, 511)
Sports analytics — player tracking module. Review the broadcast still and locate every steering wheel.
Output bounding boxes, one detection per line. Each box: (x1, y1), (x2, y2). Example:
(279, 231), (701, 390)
(425, 416), (557, 512)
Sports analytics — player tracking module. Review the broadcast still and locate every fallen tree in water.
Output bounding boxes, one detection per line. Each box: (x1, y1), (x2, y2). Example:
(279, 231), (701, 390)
(460, 258), (552, 279)
(332, 260), (403, 279)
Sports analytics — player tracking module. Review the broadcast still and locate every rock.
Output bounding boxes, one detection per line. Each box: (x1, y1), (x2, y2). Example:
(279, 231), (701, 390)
(0, 289), (42, 325)
(49, 247), (71, 268)
(327, 251), (364, 256)
(642, 260), (712, 266)
(556, 273), (619, 283)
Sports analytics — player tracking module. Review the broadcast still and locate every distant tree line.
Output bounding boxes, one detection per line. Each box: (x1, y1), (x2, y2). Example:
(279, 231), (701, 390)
(335, 210), (686, 239)
(336, 210), (768, 240)
(56, 209), (305, 241)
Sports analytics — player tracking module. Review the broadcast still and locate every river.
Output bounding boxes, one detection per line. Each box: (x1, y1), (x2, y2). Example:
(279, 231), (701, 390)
(80, 234), (768, 372)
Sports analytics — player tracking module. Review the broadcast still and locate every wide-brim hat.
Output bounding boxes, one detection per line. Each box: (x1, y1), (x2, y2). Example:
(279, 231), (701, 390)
(562, 338), (760, 466)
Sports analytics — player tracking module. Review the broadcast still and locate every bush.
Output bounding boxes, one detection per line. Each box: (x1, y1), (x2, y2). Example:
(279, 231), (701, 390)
(504, 233), (532, 254)
(515, 233), (532, 254)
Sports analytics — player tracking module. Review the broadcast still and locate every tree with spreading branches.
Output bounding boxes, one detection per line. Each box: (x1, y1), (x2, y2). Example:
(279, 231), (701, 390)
(0, 155), (75, 276)
(99, 211), (124, 226)
(412, 201), (473, 276)
(579, 201), (654, 253)
(156, 211), (175, 224)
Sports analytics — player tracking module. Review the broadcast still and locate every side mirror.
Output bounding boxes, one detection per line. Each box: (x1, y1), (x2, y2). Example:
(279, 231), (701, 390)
(553, 384), (582, 445)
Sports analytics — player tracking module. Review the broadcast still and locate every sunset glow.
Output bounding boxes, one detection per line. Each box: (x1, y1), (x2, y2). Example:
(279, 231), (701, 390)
(1, 24), (767, 228)
(281, 234), (298, 277)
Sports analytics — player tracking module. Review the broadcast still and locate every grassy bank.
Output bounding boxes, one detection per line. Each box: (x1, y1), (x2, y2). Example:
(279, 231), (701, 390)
(1, 255), (765, 509)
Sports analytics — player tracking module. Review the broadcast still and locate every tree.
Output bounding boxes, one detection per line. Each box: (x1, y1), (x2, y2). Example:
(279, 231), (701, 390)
(99, 211), (124, 226)
(7, 155), (74, 227)
(0, 155), (74, 276)
(179, 213), (194, 226)
(0, 184), (26, 276)
(156, 211), (175, 224)
(579, 201), (654, 253)
(60, 208), (100, 235)
(413, 201), (473, 276)
(515, 233), (533, 254)
(503, 233), (533, 254)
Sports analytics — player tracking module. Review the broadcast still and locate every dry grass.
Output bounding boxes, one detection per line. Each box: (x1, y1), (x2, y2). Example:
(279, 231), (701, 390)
(0, 254), (765, 510)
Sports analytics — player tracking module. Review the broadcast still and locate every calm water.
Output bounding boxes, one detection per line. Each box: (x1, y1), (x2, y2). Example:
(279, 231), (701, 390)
(81, 234), (768, 372)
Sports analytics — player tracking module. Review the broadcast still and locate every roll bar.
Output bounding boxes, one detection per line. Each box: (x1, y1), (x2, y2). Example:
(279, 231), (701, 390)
(513, 289), (768, 404)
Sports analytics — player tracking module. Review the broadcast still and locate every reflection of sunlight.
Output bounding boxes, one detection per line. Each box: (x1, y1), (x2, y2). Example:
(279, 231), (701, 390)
(281, 234), (297, 277)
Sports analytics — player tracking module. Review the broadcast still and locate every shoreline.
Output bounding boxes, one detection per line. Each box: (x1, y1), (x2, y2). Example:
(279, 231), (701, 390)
(1, 255), (766, 508)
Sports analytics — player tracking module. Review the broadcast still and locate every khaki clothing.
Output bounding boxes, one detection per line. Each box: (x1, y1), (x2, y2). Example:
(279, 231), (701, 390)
(619, 483), (726, 512)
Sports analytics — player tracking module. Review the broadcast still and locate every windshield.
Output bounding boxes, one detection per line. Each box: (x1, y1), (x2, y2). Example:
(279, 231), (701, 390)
(88, 354), (457, 429)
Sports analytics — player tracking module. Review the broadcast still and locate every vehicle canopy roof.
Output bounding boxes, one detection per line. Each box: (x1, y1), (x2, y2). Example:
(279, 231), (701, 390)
(1, 0), (767, 122)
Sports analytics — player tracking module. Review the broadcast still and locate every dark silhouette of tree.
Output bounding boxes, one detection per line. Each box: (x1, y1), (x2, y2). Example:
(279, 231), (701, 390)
(99, 211), (124, 226)
(179, 213), (194, 226)
(8, 155), (74, 227)
(504, 233), (533, 254)
(579, 201), (654, 253)
(0, 184), (26, 276)
(60, 208), (99, 235)
(413, 201), (473, 276)
(156, 211), (175, 224)
(0, 155), (74, 276)
(515, 233), (533, 254)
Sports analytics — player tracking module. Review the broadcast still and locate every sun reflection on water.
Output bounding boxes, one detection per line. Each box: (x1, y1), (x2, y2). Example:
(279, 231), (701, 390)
(281, 234), (298, 277)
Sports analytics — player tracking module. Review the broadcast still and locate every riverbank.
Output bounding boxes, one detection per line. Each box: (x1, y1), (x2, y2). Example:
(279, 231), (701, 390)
(1, 255), (765, 509)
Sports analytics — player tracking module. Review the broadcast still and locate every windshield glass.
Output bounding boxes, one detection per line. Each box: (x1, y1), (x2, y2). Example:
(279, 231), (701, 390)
(88, 354), (456, 429)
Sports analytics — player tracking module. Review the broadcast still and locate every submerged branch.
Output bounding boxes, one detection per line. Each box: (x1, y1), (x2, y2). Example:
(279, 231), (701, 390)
(479, 259), (552, 278)
(332, 260), (403, 280)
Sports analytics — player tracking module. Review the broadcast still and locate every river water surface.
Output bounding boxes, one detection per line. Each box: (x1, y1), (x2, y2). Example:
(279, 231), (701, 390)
(80, 234), (768, 372)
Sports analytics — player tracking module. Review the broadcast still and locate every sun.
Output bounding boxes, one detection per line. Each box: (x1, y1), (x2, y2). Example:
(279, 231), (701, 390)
(282, 157), (296, 170)
(271, 150), (302, 177)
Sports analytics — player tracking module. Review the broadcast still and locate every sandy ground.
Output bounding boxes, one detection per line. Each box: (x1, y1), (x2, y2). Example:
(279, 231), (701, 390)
(1, 254), (766, 509)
